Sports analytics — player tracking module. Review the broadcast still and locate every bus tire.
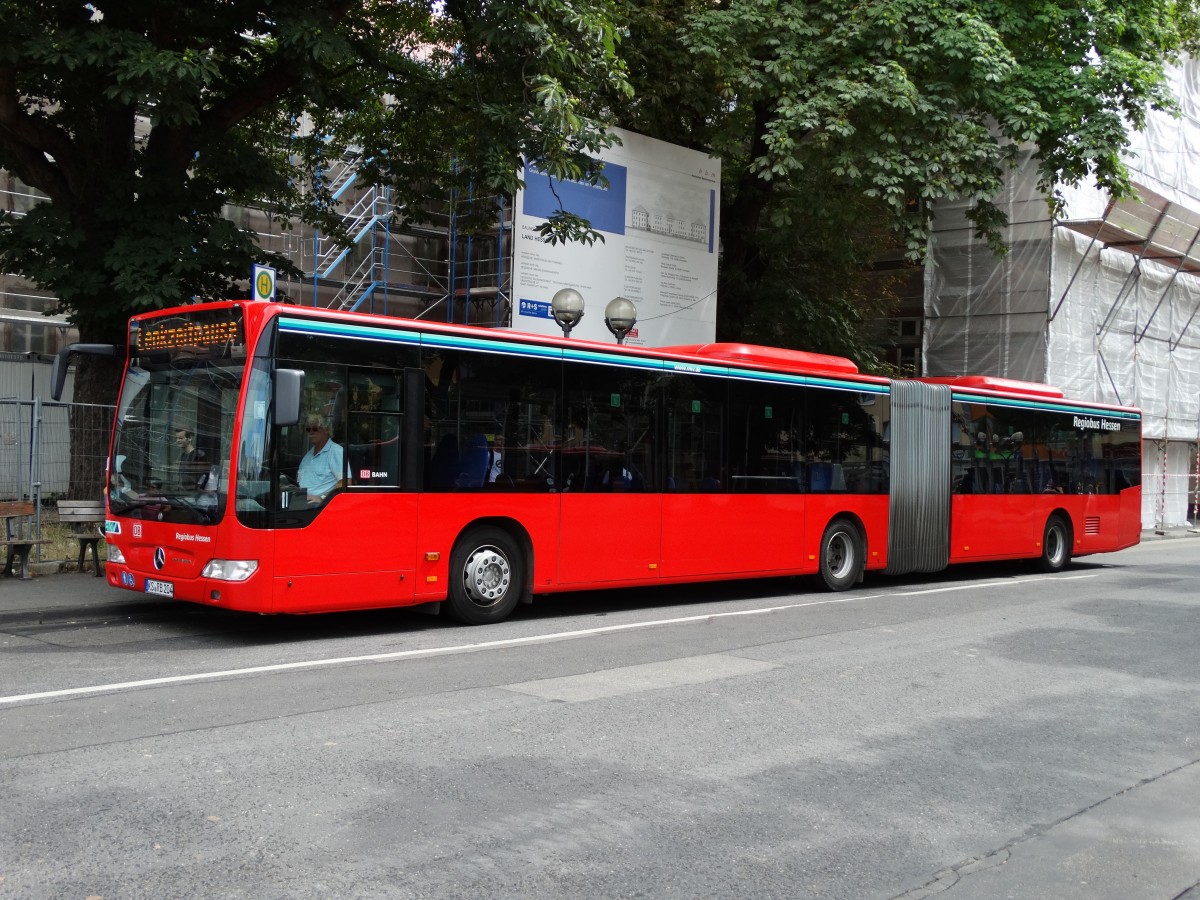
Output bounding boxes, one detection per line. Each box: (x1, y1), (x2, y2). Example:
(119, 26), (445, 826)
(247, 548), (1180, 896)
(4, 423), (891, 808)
(1039, 514), (1072, 573)
(446, 526), (524, 625)
(819, 518), (862, 592)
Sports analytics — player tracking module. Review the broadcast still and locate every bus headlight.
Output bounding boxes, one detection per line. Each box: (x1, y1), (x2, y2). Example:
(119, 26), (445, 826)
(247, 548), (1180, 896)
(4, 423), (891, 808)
(201, 559), (259, 582)
(107, 544), (126, 564)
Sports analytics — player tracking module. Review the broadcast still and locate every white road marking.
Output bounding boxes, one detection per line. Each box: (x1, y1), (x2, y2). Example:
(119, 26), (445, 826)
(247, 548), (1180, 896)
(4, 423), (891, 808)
(0, 573), (1100, 706)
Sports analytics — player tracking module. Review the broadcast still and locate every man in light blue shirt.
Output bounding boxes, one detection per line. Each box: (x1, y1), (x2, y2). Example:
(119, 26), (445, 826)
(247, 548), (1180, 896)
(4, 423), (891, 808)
(298, 416), (344, 504)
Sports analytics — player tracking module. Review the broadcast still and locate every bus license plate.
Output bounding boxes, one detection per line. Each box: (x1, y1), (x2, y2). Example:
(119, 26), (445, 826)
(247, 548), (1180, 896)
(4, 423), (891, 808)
(144, 579), (174, 597)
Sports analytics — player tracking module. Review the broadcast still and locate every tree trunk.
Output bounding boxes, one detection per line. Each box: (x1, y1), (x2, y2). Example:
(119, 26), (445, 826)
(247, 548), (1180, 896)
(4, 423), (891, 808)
(716, 101), (776, 341)
(66, 336), (123, 501)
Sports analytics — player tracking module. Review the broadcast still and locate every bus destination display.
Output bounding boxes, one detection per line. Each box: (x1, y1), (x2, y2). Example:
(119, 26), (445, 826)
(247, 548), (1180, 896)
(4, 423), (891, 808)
(134, 311), (245, 354)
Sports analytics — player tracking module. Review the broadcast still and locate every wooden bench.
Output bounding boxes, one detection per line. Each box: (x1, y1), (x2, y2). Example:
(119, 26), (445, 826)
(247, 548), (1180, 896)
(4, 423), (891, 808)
(1, 500), (45, 581)
(56, 499), (106, 577)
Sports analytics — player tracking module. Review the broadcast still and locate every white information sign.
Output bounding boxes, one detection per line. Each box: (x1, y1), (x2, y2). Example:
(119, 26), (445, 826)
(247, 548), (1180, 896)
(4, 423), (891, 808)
(511, 129), (720, 347)
(252, 263), (276, 302)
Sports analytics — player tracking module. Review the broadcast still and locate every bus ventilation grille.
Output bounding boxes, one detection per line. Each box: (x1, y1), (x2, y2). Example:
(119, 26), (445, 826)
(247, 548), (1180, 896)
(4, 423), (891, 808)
(1085, 516), (1102, 536)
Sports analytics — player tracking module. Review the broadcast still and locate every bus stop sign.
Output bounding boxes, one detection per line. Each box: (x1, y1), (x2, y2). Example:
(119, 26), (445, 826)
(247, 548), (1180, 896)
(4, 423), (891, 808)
(252, 264), (276, 302)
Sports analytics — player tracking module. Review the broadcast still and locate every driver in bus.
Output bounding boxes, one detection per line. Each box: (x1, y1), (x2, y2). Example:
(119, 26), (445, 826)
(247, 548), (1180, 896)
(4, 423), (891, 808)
(298, 415), (344, 505)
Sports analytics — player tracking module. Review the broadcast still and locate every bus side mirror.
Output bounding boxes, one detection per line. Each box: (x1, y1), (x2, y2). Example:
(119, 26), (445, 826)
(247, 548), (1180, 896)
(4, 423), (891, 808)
(275, 368), (303, 427)
(50, 343), (117, 401)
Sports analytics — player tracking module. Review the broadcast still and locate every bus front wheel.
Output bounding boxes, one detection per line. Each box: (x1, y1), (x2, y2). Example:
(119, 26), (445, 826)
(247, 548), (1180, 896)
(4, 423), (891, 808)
(819, 518), (863, 591)
(1039, 514), (1072, 573)
(447, 526), (524, 625)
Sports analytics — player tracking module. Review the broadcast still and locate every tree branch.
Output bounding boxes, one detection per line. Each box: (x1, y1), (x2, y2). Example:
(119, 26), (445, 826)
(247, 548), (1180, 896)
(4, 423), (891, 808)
(145, 0), (357, 177)
(0, 68), (79, 204)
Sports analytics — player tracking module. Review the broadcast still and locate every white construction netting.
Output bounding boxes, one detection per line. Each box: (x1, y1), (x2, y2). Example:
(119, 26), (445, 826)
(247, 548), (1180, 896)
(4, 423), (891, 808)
(925, 61), (1200, 527)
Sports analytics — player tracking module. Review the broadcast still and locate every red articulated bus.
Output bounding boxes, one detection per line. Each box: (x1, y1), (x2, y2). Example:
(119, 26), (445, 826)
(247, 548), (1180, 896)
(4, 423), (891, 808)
(53, 301), (1142, 624)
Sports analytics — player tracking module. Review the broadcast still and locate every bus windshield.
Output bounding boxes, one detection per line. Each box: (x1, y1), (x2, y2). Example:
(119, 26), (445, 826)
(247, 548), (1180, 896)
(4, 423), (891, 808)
(109, 309), (247, 525)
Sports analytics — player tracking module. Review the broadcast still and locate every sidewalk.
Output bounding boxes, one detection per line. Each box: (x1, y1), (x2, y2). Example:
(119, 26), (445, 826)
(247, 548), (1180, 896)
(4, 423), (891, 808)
(1142, 524), (1200, 540)
(12, 557), (104, 579)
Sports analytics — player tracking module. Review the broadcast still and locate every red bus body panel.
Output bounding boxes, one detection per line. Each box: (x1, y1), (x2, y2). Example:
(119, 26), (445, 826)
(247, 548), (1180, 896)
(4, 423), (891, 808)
(948, 489), (1141, 565)
(269, 493), (419, 612)
(107, 492), (897, 612)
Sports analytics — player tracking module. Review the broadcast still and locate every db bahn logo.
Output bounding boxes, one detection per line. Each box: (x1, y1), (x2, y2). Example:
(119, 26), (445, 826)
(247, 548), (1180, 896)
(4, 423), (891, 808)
(153, 547), (166, 570)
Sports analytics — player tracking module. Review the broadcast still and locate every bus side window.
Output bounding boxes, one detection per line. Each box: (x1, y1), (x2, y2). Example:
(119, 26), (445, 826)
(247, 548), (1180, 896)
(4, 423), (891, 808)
(562, 365), (657, 493)
(664, 374), (724, 493)
(347, 413), (401, 487)
(345, 370), (402, 488)
(276, 364), (348, 505)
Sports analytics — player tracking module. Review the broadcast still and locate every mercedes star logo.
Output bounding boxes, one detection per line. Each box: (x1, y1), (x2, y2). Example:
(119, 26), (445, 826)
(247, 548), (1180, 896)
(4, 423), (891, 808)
(153, 547), (166, 570)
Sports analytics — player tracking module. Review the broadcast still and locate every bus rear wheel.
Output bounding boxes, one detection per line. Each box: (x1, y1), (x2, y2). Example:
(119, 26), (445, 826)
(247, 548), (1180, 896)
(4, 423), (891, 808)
(1039, 514), (1072, 573)
(819, 518), (863, 591)
(446, 526), (524, 625)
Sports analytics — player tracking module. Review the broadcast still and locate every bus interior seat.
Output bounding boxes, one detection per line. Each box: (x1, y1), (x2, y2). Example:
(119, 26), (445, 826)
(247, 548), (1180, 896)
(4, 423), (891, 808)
(808, 463), (846, 492)
(428, 434), (459, 490)
(458, 433), (490, 488)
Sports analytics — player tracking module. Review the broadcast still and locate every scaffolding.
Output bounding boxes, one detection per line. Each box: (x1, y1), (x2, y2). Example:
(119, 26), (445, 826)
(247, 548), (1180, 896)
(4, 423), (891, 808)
(298, 153), (513, 327)
(924, 59), (1200, 529)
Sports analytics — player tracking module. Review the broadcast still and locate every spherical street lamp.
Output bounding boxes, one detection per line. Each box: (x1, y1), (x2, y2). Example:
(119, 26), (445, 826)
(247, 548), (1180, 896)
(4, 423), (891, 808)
(604, 296), (638, 345)
(550, 288), (586, 339)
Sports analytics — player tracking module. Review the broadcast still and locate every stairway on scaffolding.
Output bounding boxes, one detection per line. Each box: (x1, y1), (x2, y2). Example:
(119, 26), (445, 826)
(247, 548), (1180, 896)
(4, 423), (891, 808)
(312, 156), (390, 312)
(308, 154), (510, 321)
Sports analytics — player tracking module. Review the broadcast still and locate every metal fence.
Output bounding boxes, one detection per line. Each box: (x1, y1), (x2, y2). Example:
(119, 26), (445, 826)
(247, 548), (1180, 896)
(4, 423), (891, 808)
(0, 398), (115, 550)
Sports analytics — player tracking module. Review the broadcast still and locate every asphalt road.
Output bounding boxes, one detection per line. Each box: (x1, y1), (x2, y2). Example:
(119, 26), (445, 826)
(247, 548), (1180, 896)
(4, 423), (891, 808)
(2, 538), (1199, 899)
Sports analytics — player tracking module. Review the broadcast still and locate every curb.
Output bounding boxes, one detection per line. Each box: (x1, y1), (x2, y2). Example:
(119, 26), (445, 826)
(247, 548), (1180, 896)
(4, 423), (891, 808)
(1141, 528), (1200, 541)
(23, 560), (105, 577)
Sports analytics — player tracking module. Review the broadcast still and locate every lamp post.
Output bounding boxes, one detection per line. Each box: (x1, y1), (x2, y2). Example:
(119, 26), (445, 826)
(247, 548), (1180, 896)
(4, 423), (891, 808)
(604, 296), (638, 345)
(550, 288), (586, 339)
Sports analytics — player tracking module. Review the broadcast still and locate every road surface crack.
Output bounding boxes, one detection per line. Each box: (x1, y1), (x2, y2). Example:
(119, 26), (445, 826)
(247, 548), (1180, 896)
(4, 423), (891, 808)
(892, 756), (1200, 899)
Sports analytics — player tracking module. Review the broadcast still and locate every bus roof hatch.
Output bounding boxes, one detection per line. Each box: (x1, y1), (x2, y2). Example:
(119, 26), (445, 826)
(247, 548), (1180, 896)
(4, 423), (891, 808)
(663, 343), (859, 375)
(918, 375), (1065, 398)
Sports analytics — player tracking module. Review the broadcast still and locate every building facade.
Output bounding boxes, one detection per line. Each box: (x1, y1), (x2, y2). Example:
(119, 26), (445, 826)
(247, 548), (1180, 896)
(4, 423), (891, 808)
(925, 61), (1200, 529)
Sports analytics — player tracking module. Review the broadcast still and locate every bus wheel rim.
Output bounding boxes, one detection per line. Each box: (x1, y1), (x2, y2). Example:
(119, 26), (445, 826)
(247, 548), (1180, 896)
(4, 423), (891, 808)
(463, 546), (511, 608)
(826, 533), (853, 579)
(1047, 526), (1064, 565)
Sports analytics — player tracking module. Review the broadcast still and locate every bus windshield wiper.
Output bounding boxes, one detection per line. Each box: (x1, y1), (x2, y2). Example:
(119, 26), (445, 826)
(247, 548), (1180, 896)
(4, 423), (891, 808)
(167, 494), (215, 524)
(108, 495), (168, 515)
(109, 493), (214, 523)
